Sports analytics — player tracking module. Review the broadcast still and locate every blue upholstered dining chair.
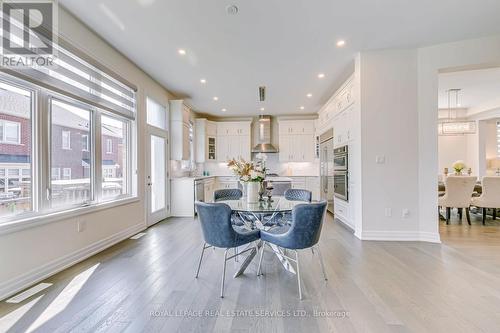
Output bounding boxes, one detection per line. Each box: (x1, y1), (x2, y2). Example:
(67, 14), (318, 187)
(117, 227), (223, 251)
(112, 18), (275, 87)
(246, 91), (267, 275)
(257, 201), (328, 300)
(195, 201), (260, 298)
(275, 189), (313, 227)
(284, 189), (312, 202)
(214, 189), (243, 202)
(214, 188), (245, 226)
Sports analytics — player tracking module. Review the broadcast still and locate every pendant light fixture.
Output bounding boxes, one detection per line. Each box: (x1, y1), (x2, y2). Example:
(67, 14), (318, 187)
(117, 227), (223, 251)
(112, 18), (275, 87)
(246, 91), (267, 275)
(438, 88), (476, 135)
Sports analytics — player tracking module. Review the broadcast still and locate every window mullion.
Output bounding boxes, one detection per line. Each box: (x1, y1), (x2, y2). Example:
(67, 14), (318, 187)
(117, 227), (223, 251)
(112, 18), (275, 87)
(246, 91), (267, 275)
(94, 111), (103, 203)
(38, 91), (51, 212)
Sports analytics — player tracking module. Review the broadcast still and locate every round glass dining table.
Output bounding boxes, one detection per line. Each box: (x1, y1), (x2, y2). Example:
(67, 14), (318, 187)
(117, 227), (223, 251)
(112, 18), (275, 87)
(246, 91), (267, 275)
(218, 196), (303, 277)
(218, 196), (302, 214)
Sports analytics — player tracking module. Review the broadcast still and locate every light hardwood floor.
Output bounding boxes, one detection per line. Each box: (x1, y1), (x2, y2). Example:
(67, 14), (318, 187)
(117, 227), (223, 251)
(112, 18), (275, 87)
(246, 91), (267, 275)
(1, 213), (500, 333)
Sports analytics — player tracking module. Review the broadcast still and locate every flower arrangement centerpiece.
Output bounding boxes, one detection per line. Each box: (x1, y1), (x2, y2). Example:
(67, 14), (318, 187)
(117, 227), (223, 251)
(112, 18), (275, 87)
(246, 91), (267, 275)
(227, 154), (267, 203)
(452, 160), (466, 175)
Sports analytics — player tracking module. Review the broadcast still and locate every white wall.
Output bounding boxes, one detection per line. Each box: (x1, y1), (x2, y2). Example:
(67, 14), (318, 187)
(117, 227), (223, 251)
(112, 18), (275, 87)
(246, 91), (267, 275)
(0, 8), (174, 300)
(357, 49), (421, 239)
(417, 35), (500, 239)
(438, 135), (469, 173)
(350, 35), (500, 242)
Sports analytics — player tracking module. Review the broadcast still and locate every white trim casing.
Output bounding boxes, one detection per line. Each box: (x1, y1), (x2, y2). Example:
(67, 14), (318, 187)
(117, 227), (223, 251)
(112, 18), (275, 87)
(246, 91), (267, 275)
(359, 231), (441, 243)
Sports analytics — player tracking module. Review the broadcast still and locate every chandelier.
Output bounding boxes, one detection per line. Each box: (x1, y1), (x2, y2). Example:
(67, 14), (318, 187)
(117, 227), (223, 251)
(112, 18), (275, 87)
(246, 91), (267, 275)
(438, 88), (476, 135)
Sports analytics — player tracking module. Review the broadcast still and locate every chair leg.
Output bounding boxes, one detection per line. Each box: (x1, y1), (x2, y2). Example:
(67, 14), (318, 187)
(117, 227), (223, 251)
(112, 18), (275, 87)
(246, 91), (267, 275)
(257, 241), (266, 276)
(296, 250), (302, 300)
(195, 243), (207, 278)
(446, 207), (451, 225)
(315, 246), (328, 281)
(465, 208), (471, 226)
(221, 249), (229, 298)
(483, 208), (486, 225)
(494, 209), (497, 220)
(234, 247), (239, 262)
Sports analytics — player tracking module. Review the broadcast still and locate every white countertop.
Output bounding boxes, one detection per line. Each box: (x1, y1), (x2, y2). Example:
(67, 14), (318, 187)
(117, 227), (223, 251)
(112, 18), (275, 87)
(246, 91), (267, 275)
(266, 176), (293, 182)
(171, 175), (319, 181)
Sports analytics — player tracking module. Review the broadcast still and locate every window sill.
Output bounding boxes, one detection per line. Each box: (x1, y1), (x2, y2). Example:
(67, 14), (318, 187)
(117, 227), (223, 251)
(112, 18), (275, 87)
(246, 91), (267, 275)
(0, 196), (140, 236)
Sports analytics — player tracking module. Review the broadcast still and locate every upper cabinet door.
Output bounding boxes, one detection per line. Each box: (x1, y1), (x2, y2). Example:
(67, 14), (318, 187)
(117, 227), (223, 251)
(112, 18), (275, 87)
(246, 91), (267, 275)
(279, 135), (291, 162)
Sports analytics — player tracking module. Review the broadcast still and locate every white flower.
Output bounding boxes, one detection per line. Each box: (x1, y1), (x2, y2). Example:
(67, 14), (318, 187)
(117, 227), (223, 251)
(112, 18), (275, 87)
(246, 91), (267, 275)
(241, 175), (250, 182)
(452, 160), (466, 171)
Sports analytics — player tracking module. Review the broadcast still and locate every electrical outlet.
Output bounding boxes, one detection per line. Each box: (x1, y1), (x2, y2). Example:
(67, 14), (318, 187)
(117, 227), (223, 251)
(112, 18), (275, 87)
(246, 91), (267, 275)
(402, 209), (410, 218)
(385, 208), (392, 217)
(376, 155), (386, 164)
(77, 220), (86, 232)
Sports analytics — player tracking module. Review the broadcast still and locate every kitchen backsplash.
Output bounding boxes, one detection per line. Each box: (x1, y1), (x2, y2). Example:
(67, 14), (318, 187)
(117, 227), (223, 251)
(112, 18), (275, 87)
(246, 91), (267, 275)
(199, 154), (319, 177)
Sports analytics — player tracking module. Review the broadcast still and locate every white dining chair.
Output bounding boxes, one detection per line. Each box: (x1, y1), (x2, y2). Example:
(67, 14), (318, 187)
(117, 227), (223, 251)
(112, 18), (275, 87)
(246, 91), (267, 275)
(438, 176), (477, 225)
(471, 176), (500, 225)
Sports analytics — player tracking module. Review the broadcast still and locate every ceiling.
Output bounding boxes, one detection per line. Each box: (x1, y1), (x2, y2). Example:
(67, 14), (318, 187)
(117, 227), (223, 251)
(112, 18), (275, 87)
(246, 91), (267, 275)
(60, 0), (500, 116)
(438, 67), (500, 112)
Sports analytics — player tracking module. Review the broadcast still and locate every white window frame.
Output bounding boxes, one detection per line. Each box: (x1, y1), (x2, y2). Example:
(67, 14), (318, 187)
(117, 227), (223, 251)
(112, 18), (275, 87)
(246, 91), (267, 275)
(0, 120), (21, 144)
(0, 70), (137, 228)
(106, 138), (113, 154)
(62, 168), (71, 180)
(82, 134), (89, 151)
(51, 167), (61, 180)
(62, 130), (71, 150)
(100, 113), (132, 202)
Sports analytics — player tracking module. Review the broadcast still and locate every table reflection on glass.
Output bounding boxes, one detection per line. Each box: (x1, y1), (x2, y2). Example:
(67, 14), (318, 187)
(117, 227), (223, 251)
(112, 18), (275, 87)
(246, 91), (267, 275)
(218, 196), (303, 277)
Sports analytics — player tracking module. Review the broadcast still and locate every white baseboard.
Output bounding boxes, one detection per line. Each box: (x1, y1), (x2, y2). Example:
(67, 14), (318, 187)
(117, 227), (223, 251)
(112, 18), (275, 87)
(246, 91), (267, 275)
(359, 230), (441, 243)
(0, 222), (146, 301)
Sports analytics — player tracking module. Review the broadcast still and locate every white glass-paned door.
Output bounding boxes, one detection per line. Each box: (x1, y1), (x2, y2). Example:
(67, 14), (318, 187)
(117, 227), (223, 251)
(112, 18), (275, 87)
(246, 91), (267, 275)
(150, 135), (166, 213)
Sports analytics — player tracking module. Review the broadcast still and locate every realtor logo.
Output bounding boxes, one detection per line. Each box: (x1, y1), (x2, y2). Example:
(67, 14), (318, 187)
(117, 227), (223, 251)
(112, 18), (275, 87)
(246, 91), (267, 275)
(1, 0), (57, 67)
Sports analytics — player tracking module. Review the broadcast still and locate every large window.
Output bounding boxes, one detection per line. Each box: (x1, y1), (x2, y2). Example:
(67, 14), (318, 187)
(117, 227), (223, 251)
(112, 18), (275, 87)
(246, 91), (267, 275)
(50, 99), (92, 208)
(101, 115), (129, 201)
(0, 38), (137, 225)
(0, 81), (33, 219)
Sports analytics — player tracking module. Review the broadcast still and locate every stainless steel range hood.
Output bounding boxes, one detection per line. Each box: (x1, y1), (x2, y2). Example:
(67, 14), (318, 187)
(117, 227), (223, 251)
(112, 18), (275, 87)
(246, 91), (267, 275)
(252, 115), (278, 153)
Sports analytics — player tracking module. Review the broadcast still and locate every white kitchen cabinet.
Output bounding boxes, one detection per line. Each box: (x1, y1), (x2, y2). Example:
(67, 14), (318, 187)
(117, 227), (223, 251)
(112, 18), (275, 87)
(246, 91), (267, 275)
(217, 122), (251, 136)
(279, 120), (314, 135)
(204, 178), (215, 203)
(195, 118), (217, 163)
(316, 75), (355, 132)
(333, 105), (354, 148)
(278, 120), (315, 162)
(279, 134), (314, 162)
(170, 100), (192, 161)
(217, 121), (251, 162)
(216, 176), (239, 190)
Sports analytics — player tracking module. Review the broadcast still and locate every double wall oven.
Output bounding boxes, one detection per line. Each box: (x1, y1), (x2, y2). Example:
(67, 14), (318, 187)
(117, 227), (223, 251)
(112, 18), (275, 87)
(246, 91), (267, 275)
(333, 146), (348, 201)
(320, 130), (349, 213)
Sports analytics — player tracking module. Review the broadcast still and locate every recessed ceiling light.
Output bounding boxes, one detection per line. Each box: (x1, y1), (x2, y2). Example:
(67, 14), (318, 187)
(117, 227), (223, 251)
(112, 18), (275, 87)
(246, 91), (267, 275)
(226, 5), (238, 15)
(200, 79), (206, 84)
(317, 73), (325, 79)
(300, 106), (305, 110)
(213, 96), (219, 101)
(221, 108), (227, 112)
(260, 107), (265, 111)
(178, 49), (186, 55)
(336, 40), (346, 47)
(306, 93), (312, 98)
